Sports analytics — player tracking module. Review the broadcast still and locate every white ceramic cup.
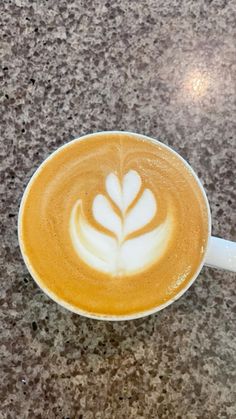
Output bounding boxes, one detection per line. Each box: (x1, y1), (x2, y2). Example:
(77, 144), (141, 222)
(18, 131), (236, 321)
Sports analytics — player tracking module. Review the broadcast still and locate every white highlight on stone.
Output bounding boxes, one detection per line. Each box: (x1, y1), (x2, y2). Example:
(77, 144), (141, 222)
(70, 170), (172, 276)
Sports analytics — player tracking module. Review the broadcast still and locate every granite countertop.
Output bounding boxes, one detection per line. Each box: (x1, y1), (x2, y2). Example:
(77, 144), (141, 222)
(1, 1), (235, 418)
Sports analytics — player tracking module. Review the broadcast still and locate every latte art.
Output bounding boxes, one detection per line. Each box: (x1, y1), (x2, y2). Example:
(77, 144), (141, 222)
(70, 170), (172, 276)
(19, 132), (209, 317)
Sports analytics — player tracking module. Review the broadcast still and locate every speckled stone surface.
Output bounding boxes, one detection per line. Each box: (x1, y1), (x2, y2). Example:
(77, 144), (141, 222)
(0, 1), (236, 418)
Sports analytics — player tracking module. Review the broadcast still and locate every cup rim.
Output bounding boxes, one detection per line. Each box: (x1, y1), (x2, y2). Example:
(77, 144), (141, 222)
(18, 130), (212, 321)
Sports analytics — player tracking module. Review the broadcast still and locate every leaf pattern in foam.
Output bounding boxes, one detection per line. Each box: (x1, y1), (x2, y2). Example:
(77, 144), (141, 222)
(122, 170), (141, 211)
(70, 201), (118, 273)
(120, 217), (172, 272)
(92, 194), (122, 240)
(105, 173), (122, 210)
(124, 188), (157, 236)
(70, 169), (172, 276)
(106, 170), (141, 212)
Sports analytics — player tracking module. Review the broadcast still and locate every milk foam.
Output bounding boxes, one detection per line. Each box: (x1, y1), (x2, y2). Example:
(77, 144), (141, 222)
(70, 170), (172, 276)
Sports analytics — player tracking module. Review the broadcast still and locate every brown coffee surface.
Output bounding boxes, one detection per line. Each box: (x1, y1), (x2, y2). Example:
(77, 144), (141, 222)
(19, 133), (209, 316)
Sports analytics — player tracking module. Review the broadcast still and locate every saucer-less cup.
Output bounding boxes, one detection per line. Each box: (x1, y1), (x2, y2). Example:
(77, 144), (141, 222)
(18, 131), (236, 321)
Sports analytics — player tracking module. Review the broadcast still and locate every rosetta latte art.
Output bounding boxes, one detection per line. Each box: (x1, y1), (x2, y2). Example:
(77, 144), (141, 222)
(70, 170), (172, 276)
(20, 133), (209, 315)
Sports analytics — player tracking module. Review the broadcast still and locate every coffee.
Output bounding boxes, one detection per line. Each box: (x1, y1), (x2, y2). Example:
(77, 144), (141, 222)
(19, 132), (209, 316)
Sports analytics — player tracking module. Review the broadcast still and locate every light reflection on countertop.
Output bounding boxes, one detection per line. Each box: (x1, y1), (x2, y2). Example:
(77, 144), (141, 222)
(184, 69), (210, 98)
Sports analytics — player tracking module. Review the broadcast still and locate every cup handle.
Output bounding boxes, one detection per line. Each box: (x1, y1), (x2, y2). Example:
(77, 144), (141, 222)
(205, 236), (236, 272)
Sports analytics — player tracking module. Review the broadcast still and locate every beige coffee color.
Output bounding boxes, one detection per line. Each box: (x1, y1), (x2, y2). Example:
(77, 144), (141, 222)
(19, 133), (209, 316)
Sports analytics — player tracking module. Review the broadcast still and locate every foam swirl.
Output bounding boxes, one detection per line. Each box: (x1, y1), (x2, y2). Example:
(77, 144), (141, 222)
(70, 170), (173, 276)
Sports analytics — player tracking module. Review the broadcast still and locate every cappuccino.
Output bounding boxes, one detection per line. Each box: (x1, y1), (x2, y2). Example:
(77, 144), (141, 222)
(19, 132), (209, 316)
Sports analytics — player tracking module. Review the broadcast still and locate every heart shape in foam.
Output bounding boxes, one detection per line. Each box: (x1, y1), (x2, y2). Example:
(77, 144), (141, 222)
(70, 170), (172, 276)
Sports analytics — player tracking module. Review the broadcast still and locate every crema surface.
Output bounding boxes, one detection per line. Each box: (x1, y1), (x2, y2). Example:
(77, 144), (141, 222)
(19, 133), (209, 316)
